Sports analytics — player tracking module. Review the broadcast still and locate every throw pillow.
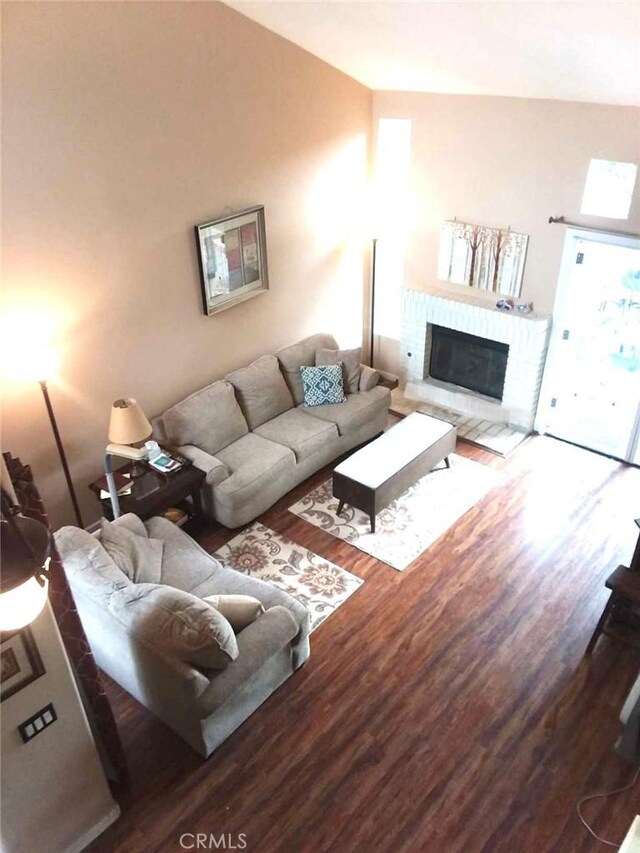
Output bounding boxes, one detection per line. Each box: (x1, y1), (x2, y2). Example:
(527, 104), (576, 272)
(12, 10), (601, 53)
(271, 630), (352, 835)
(110, 512), (149, 538)
(276, 333), (339, 405)
(300, 364), (346, 407)
(315, 347), (362, 394)
(226, 355), (293, 430)
(203, 594), (265, 632)
(100, 519), (163, 585)
(109, 583), (238, 670)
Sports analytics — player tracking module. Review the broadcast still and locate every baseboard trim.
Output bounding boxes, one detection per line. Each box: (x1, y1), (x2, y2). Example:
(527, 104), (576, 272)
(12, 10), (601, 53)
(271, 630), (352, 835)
(67, 803), (121, 853)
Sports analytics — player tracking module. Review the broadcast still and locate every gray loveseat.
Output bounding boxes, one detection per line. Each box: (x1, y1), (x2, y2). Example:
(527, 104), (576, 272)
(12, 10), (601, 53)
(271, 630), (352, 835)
(55, 514), (311, 758)
(153, 333), (392, 528)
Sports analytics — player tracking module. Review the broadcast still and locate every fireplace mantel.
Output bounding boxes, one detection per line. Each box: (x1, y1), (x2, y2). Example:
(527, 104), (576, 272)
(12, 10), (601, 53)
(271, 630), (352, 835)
(401, 288), (552, 430)
(403, 284), (550, 322)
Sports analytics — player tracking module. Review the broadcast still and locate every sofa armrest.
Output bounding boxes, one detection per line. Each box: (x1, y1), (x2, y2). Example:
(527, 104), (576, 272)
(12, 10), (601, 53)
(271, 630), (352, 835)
(359, 365), (381, 391)
(176, 444), (229, 486)
(195, 605), (299, 717)
(203, 567), (311, 636)
(376, 369), (400, 390)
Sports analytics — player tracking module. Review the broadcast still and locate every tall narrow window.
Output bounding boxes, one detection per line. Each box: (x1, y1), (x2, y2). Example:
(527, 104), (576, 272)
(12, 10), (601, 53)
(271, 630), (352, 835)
(372, 119), (412, 341)
(581, 159), (637, 219)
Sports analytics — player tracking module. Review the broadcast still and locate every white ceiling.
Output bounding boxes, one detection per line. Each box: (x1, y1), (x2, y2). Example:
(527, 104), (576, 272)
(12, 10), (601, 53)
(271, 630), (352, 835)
(225, 1), (640, 106)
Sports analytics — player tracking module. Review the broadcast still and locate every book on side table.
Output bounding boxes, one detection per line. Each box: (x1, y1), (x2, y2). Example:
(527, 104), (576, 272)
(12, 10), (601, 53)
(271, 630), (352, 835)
(147, 452), (182, 474)
(145, 441), (189, 474)
(95, 471), (133, 500)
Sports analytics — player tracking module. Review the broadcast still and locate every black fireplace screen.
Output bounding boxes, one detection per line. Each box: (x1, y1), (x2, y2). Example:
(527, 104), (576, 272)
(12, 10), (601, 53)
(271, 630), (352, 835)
(429, 325), (509, 400)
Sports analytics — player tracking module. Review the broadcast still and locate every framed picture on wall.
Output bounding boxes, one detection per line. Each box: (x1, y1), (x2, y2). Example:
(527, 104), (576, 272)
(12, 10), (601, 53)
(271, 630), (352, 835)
(195, 205), (269, 316)
(0, 627), (45, 702)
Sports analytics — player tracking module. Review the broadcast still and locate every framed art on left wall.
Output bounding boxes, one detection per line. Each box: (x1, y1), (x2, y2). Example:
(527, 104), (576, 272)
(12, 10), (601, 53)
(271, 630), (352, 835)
(0, 627), (45, 701)
(195, 205), (269, 315)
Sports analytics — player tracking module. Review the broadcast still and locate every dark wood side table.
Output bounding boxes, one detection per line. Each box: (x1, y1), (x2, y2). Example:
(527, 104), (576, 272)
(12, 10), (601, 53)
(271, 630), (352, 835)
(88, 462), (206, 523)
(586, 519), (640, 654)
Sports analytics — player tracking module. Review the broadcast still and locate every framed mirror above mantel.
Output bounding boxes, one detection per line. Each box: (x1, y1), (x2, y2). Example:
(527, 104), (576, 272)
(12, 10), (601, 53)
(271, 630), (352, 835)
(437, 219), (529, 298)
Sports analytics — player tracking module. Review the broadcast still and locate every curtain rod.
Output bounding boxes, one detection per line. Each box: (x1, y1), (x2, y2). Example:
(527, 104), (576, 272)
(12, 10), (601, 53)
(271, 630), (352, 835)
(548, 215), (640, 240)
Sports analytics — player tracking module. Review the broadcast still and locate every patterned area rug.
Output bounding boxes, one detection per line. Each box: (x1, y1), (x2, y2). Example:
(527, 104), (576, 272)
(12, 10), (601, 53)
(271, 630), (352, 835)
(213, 523), (363, 632)
(289, 454), (499, 571)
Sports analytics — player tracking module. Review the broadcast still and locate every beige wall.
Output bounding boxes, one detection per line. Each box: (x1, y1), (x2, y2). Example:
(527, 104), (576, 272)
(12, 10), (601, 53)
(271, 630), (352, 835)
(1, 1), (371, 527)
(372, 91), (640, 373)
(1, 604), (119, 852)
(4, 3), (639, 525)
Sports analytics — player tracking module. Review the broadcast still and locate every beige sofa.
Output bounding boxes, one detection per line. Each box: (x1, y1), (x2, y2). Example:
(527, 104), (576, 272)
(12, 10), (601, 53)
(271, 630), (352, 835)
(153, 334), (392, 528)
(55, 514), (311, 758)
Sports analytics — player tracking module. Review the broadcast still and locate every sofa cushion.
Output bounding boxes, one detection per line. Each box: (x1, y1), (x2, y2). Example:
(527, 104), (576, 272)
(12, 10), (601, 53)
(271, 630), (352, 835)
(215, 433), (295, 508)
(100, 519), (164, 585)
(109, 583), (239, 670)
(316, 346), (362, 394)
(203, 594), (265, 632)
(254, 408), (339, 462)
(359, 365), (381, 392)
(191, 567), (310, 638)
(55, 526), (130, 604)
(145, 515), (224, 593)
(276, 333), (338, 405)
(300, 364), (346, 407)
(162, 379), (248, 456)
(298, 385), (391, 436)
(226, 355), (293, 430)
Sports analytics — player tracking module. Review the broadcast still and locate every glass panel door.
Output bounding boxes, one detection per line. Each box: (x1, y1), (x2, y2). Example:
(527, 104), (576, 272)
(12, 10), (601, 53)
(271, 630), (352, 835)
(539, 232), (640, 462)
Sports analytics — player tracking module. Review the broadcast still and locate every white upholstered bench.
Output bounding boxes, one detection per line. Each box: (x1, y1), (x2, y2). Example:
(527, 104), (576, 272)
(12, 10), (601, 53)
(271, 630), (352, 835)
(332, 412), (457, 533)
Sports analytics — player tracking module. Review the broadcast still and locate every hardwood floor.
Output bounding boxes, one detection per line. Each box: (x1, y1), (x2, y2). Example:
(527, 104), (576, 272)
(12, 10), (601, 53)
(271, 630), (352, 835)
(87, 436), (640, 853)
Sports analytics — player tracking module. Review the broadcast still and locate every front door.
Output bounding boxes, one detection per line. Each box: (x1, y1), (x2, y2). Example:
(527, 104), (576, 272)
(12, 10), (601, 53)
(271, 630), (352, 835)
(538, 230), (640, 462)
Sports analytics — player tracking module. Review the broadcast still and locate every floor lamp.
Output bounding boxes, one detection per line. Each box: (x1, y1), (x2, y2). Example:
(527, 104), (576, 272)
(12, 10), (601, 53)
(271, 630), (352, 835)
(369, 237), (378, 368)
(38, 378), (84, 528)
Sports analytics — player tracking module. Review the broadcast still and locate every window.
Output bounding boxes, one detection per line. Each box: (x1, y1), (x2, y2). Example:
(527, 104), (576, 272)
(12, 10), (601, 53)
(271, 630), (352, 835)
(372, 119), (412, 236)
(372, 119), (412, 340)
(581, 159), (637, 219)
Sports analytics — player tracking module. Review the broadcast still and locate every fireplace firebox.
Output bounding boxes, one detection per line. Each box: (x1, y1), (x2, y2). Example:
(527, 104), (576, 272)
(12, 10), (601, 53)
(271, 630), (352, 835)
(428, 325), (509, 400)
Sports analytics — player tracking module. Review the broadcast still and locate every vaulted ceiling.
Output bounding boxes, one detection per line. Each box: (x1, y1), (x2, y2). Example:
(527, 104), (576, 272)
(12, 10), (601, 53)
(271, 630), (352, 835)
(225, 1), (640, 106)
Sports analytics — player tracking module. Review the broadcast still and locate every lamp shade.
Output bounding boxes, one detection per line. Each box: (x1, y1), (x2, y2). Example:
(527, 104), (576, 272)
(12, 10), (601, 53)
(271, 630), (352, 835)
(108, 398), (152, 445)
(0, 511), (51, 630)
(0, 573), (49, 631)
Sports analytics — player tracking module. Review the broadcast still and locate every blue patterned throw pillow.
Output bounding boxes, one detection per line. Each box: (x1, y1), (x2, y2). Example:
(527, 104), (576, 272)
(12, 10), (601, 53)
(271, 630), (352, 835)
(300, 364), (346, 407)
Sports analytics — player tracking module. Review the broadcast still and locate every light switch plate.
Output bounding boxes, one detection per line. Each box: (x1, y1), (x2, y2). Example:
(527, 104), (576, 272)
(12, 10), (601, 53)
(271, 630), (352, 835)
(18, 703), (57, 743)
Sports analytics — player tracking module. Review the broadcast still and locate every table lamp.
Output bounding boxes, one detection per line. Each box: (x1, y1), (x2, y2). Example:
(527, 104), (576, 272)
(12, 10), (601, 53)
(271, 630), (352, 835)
(108, 397), (152, 448)
(105, 398), (152, 519)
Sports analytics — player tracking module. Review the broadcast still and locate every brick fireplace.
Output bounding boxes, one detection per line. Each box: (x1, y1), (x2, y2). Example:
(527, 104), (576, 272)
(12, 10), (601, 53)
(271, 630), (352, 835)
(401, 289), (551, 430)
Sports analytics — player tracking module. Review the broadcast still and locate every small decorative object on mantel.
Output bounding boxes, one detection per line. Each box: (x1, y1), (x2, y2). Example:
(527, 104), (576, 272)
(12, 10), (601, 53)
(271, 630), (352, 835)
(515, 301), (533, 314)
(195, 205), (269, 316)
(496, 298), (513, 311)
(438, 218), (529, 297)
